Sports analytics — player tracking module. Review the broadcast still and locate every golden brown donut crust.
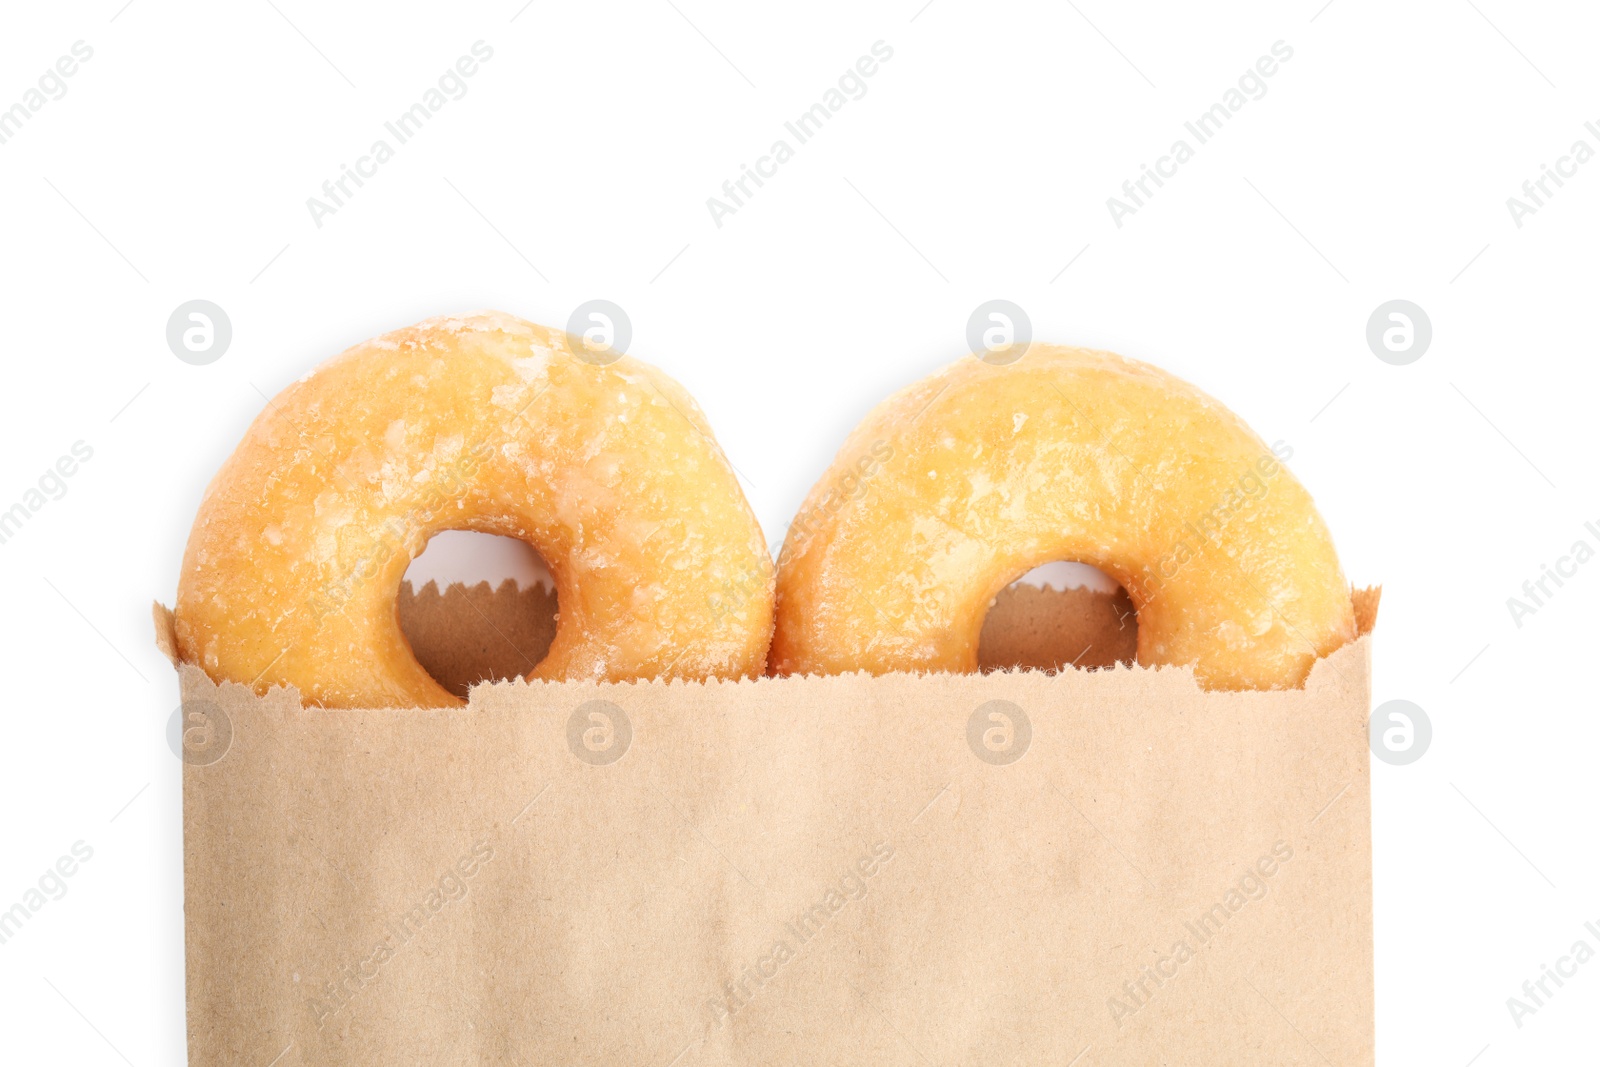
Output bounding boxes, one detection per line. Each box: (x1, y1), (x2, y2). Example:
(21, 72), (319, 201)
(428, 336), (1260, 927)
(176, 311), (774, 707)
(771, 347), (1354, 690)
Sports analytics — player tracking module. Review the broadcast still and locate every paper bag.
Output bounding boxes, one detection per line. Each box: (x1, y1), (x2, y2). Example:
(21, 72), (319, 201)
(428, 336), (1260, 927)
(157, 583), (1377, 1065)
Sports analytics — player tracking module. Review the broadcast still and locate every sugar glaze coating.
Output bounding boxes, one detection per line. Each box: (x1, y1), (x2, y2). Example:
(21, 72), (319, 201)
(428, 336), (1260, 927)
(771, 347), (1353, 690)
(176, 312), (774, 707)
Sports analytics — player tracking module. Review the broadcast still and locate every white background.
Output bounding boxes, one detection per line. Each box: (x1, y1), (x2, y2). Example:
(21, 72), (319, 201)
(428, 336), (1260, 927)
(1, 0), (1596, 1062)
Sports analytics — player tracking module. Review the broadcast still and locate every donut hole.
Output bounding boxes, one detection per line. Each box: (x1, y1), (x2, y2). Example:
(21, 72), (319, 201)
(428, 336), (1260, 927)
(398, 531), (558, 698)
(977, 561), (1138, 674)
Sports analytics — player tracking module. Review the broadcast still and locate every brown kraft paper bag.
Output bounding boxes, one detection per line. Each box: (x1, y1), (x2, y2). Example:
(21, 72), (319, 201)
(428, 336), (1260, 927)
(156, 582), (1378, 1066)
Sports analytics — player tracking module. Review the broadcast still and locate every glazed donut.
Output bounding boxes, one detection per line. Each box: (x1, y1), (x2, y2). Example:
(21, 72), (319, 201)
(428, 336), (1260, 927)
(175, 311), (774, 708)
(770, 346), (1354, 690)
